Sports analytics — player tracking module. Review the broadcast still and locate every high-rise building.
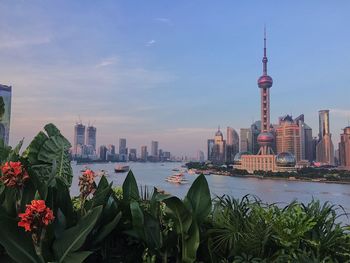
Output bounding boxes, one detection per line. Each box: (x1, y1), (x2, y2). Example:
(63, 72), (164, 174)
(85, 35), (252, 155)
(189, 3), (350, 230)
(226, 127), (239, 162)
(316, 110), (334, 165)
(211, 127), (226, 164)
(0, 84), (12, 145)
(74, 122), (85, 155)
(99, 145), (108, 161)
(251, 121), (261, 154)
(151, 141), (159, 157)
(119, 138), (128, 161)
(275, 115), (301, 161)
(207, 139), (215, 161)
(129, 148), (137, 161)
(240, 128), (252, 152)
(339, 126), (350, 169)
(86, 125), (97, 152)
(294, 114), (313, 161)
(141, 146), (148, 161)
(197, 150), (205, 162)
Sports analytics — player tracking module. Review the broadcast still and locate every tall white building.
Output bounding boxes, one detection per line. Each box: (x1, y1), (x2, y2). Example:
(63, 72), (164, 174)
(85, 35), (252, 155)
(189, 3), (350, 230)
(0, 84), (12, 145)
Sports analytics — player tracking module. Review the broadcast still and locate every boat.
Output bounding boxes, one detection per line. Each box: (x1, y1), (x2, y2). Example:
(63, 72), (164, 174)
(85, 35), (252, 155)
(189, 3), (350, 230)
(165, 174), (188, 184)
(172, 168), (180, 171)
(188, 169), (196, 175)
(114, 165), (130, 173)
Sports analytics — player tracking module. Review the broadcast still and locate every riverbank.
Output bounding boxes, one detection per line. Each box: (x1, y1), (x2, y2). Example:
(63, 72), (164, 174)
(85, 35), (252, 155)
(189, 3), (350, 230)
(186, 162), (350, 185)
(231, 174), (350, 185)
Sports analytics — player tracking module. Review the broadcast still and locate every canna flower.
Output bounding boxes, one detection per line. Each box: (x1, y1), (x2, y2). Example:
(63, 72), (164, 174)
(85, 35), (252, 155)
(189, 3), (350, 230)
(18, 200), (54, 232)
(79, 169), (96, 198)
(0, 161), (29, 188)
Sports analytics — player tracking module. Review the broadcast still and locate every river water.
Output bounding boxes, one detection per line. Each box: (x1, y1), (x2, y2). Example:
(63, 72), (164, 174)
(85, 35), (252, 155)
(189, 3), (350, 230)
(71, 162), (350, 222)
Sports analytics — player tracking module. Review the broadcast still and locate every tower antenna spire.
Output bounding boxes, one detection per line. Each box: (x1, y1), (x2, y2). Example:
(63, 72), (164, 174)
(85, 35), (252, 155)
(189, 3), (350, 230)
(263, 25), (268, 75)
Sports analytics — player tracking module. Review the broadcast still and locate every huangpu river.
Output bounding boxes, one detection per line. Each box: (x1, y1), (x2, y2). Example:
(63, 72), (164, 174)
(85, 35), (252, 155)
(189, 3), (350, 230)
(71, 162), (350, 222)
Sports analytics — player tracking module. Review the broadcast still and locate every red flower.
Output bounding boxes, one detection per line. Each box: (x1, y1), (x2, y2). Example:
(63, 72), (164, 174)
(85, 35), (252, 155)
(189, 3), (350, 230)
(18, 200), (54, 232)
(79, 169), (96, 198)
(0, 161), (29, 188)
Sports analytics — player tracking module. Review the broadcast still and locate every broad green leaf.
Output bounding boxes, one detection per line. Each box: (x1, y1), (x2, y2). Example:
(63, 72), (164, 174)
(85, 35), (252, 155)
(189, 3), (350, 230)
(130, 201), (145, 239)
(53, 206), (102, 263)
(23, 124), (73, 187)
(93, 212), (121, 245)
(122, 171), (140, 201)
(37, 135), (72, 186)
(85, 176), (111, 210)
(144, 212), (162, 249)
(0, 210), (39, 263)
(183, 222), (200, 263)
(184, 174), (212, 224)
(63, 251), (92, 263)
(164, 196), (192, 235)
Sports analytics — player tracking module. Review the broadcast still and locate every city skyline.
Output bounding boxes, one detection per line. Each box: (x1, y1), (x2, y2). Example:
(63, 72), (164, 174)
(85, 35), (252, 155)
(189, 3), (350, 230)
(2, 1), (350, 156)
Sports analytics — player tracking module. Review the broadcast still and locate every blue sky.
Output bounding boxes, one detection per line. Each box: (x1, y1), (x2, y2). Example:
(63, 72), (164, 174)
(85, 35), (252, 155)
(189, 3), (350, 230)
(1, 1), (350, 157)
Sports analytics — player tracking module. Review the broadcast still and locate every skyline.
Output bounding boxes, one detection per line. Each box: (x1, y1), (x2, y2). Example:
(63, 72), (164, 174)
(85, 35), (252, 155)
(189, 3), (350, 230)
(1, 1), (350, 156)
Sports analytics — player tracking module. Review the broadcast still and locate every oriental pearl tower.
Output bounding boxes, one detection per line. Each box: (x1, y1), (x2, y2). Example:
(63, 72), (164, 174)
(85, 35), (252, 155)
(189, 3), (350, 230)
(257, 28), (274, 155)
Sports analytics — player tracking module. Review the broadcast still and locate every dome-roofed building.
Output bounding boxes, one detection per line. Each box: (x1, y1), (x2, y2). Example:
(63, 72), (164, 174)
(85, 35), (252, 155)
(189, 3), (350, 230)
(276, 152), (296, 167)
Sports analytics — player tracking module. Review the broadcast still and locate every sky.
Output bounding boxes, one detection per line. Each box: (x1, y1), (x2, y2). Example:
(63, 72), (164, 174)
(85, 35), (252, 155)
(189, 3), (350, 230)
(1, 1), (350, 157)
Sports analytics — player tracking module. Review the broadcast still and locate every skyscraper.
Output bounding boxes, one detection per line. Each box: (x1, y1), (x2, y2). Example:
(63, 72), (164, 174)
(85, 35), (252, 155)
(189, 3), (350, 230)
(316, 110), (334, 165)
(74, 122), (85, 155)
(99, 145), (108, 161)
(119, 138), (128, 162)
(275, 115), (301, 161)
(207, 139), (215, 161)
(197, 150), (205, 162)
(0, 84), (12, 145)
(251, 121), (261, 154)
(226, 127), (239, 162)
(294, 114), (313, 161)
(86, 125), (97, 152)
(129, 148), (137, 161)
(240, 128), (252, 152)
(141, 146), (148, 161)
(339, 126), (350, 169)
(151, 141), (159, 158)
(212, 127), (226, 164)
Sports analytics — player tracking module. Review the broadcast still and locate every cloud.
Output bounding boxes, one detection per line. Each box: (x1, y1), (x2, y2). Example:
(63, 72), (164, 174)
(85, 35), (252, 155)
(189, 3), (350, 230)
(95, 57), (118, 68)
(0, 36), (51, 49)
(154, 18), (172, 25)
(146, 39), (156, 47)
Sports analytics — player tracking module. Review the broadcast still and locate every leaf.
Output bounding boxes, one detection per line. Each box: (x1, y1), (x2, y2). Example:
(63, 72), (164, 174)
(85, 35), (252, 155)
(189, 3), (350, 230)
(184, 174), (212, 224)
(144, 212), (162, 249)
(122, 171), (140, 201)
(23, 124), (73, 187)
(93, 212), (121, 245)
(0, 210), (39, 263)
(53, 206), (102, 263)
(130, 201), (145, 239)
(183, 222), (200, 263)
(164, 196), (192, 235)
(85, 176), (111, 210)
(63, 251), (92, 263)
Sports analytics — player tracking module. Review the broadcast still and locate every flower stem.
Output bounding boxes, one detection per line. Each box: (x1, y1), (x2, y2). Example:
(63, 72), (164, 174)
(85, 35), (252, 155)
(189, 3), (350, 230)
(33, 230), (46, 263)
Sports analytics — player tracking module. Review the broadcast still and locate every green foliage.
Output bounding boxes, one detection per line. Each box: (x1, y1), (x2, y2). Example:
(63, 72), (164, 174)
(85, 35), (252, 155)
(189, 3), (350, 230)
(0, 124), (349, 262)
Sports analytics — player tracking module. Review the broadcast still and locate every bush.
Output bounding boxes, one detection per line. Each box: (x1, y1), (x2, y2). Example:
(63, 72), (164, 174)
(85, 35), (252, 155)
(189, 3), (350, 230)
(0, 124), (349, 262)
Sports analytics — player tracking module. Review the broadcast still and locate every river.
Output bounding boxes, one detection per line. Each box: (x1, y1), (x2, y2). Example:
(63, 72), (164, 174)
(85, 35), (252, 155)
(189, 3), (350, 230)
(71, 162), (350, 222)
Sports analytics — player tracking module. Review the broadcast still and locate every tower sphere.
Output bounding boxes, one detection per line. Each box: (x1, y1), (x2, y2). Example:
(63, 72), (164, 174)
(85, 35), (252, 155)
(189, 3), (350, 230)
(258, 75), (273, 88)
(257, 131), (274, 146)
